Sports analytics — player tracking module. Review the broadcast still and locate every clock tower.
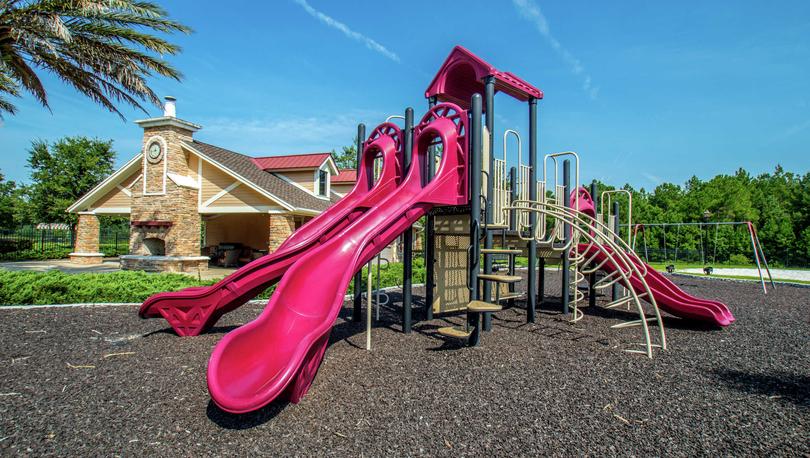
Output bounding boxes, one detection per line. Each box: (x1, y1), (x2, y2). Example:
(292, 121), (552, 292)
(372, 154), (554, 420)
(124, 96), (208, 272)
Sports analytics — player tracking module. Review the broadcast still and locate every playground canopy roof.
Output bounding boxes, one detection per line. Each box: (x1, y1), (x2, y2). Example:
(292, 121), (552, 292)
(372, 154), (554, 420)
(425, 46), (543, 109)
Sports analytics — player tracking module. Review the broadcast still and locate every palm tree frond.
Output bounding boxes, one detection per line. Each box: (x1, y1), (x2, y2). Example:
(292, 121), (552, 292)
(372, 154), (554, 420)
(0, 0), (190, 119)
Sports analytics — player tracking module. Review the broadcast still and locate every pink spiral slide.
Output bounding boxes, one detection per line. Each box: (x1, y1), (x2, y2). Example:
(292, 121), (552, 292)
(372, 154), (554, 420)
(138, 123), (404, 336)
(207, 103), (469, 413)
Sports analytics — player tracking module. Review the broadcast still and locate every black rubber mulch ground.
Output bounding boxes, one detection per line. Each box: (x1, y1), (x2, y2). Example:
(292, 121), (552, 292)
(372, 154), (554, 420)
(0, 272), (807, 456)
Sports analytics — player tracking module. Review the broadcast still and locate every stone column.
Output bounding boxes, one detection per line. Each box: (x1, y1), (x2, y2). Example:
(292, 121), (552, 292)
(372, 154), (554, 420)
(69, 212), (104, 264)
(268, 214), (295, 252)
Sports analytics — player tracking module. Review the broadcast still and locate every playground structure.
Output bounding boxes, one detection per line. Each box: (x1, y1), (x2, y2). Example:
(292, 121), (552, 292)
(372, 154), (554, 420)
(630, 221), (775, 293)
(140, 46), (734, 414)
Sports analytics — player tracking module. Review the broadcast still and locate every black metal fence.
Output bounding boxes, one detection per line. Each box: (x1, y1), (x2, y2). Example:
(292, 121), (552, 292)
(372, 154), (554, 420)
(0, 225), (129, 261)
(100, 227), (129, 257)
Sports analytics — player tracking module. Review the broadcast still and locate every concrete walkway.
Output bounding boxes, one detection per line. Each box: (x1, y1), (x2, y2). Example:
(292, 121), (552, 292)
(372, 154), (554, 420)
(680, 267), (810, 282)
(0, 258), (234, 280)
(0, 258), (121, 274)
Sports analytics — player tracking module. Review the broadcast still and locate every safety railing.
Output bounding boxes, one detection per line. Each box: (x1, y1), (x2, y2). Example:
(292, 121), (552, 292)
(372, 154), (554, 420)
(492, 159), (508, 227)
(364, 254), (391, 350)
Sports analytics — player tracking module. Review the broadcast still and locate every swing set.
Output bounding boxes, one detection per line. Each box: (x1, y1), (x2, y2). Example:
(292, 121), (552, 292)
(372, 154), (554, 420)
(631, 221), (775, 293)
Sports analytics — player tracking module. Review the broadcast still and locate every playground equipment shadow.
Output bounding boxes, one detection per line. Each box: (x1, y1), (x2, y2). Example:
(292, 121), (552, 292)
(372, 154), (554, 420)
(0, 272), (807, 455)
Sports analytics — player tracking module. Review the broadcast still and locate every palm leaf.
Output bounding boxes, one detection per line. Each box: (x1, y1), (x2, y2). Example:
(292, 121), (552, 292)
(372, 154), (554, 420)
(0, 0), (191, 118)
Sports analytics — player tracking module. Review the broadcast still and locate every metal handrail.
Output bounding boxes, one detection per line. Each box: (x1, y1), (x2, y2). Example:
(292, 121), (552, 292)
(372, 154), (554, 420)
(507, 199), (566, 246)
(601, 189), (633, 245)
(385, 115), (406, 125)
(549, 197), (648, 278)
(503, 129), (521, 165)
(363, 255), (392, 323)
(543, 151), (581, 211)
(530, 199), (658, 301)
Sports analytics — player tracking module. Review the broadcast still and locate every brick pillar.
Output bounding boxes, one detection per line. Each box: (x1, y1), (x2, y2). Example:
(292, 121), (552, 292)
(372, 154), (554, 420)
(70, 212), (104, 264)
(268, 214), (295, 252)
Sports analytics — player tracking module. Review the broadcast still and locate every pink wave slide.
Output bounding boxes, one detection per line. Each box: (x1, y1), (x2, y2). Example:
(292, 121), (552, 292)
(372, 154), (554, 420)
(580, 244), (734, 326)
(138, 123), (404, 336)
(207, 104), (469, 413)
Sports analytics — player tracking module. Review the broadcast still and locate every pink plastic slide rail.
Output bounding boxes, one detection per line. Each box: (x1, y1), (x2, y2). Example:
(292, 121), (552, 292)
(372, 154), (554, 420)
(138, 123), (404, 336)
(207, 103), (469, 413)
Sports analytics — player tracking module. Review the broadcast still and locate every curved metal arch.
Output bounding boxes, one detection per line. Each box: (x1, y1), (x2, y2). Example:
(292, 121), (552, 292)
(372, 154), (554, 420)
(540, 201), (666, 351)
(538, 200), (656, 301)
(503, 201), (667, 357)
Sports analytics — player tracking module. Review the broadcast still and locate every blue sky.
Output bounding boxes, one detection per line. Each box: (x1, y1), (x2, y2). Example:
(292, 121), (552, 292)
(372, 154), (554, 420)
(1, 0), (809, 189)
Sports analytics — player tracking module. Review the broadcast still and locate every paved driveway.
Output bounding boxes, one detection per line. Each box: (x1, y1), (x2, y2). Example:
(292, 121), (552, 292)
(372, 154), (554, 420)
(680, 267), (810, 282)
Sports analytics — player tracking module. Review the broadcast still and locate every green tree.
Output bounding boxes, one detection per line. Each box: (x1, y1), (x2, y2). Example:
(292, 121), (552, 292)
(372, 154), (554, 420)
(0, 170), (32, 227)
(26, 136), (115, 224)
(0, 0), (191, 119)
(0, 171), (19, 227)
(332, 144), (357, 169)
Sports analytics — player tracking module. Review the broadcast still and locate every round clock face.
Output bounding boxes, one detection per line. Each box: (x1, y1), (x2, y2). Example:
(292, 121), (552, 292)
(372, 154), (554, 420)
(146, 141), (163, 163)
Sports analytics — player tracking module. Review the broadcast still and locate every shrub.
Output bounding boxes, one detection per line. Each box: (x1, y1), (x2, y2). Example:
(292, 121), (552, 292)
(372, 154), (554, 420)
(0, 247), (72, 262)
(0, 270), (214, 305)
(0, 239), (33, 254)
(728, 254), (750, 265)
(0, 258), (428, 305)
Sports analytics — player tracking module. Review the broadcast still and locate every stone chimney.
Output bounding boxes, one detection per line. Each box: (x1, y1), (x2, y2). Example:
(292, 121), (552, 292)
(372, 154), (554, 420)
(163, 95), (177, 117)
(124, 96), (208, 272)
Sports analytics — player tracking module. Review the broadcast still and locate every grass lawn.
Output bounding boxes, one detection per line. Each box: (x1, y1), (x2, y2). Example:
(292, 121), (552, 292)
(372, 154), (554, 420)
(674, 272), (810, 286)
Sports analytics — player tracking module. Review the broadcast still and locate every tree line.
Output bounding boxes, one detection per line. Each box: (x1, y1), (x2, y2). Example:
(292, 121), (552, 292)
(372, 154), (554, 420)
(591, 167), (810, 267)
(1, 137), (807, 266)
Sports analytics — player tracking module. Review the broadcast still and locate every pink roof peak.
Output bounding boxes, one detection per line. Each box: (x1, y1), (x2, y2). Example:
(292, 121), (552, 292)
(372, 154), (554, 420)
(424, 46), (543, 109)
(251, 152), (332, 171)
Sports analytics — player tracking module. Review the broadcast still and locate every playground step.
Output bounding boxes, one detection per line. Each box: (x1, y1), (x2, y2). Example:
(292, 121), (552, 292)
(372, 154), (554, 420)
(437, 326), (471, 339)
(478, 274), (522, 284)
(467, 300), (502, 313)
(481, 248), (521, 255)
(537, 248), (565, 259)
(498, 293), (524, 301)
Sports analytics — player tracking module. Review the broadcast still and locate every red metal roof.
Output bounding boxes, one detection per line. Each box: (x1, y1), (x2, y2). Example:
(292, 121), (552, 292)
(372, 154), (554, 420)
(251, 152), (332, 171)
(331, 169), (357, 183)
(425, 46), (543, 109)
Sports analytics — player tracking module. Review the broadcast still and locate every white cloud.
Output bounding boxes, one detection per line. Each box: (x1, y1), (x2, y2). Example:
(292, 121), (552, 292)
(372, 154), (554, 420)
(642, 172), (662, 185)
(293, 0), (400, 63)
(512, 0), (599, 100)
(779, 118), (810, 139)
(201, 110), (387, 155)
